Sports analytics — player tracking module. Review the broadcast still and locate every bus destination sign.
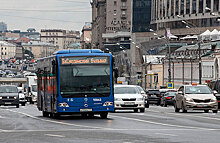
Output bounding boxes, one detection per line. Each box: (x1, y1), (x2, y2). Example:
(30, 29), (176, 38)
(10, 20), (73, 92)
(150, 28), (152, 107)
(61, 57), (109, 65)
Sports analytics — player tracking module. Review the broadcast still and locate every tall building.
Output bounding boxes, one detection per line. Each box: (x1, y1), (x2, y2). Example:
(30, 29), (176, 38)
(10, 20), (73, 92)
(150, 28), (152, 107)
(40, 29), (80, 50)
(132, 0), (152, 32)
(91, 0), (131, 50)
(151, 0), (220, 33)
(0, 22), (7, 32)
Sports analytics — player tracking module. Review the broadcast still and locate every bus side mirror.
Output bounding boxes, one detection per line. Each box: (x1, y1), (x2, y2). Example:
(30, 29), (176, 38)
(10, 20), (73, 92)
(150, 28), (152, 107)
(113, 68), (118, 83)
(52, 60), (56, 74)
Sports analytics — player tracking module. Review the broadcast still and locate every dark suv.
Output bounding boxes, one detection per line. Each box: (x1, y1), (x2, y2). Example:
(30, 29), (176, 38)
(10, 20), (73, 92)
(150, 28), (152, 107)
(146, 90), (161, 105)
(0, 85), (19, 108)
(208, 80), (220, 109)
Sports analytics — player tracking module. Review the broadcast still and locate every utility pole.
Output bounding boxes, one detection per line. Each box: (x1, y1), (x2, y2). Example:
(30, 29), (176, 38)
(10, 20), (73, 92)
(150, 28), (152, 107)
(198, 36), (202, 84)
(144, 54), (147, 90)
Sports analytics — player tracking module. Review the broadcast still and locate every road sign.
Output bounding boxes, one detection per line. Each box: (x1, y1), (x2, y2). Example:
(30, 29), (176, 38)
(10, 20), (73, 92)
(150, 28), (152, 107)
(167, 82), (173, 89)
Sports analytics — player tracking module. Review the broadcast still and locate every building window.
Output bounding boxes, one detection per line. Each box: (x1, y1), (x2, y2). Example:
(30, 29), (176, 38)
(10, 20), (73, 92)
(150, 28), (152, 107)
(122, 10), (126, 15)
(122, 2), (126, 6)
(114, 1), (117, 6)
(114, 10), (117, 15)
(192, 0), (196, 14)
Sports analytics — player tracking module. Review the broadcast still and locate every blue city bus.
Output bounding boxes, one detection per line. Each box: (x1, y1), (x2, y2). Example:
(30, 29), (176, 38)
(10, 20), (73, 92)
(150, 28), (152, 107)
(36, 49), (114, 118)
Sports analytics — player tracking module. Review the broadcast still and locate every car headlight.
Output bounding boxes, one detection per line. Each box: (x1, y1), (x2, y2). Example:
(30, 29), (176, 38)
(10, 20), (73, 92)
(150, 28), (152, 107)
(114, 98), (122, 101)
(211, 98), (217, 102)
(14, 97), (17, 99)
(0, 97), (2, 99)
(136, 98), (144, 101)
(185, 98), (193, 102)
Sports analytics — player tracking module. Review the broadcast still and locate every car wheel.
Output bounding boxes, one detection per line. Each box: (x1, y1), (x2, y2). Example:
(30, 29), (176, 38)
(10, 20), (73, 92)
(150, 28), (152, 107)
(174, 103), (180, 112)
(163, 102), (167, 107)
(16, 104), (19, 108)
(145, 103), (149, 108)
(213, 110), (218, 113)
(204, 110), (209, 113)
(140, 108), (145, 113)
(182, 102), (187, 113)
(134, 109), (138, 112)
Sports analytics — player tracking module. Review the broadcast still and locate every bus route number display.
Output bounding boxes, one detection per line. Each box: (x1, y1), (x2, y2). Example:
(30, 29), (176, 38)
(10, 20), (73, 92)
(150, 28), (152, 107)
(61, 57), (109, 65)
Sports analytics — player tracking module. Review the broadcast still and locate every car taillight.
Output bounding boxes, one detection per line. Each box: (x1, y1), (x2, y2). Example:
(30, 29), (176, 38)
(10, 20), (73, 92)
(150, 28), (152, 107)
(166, 97), (172, 100)
(157, 95), (162, 98)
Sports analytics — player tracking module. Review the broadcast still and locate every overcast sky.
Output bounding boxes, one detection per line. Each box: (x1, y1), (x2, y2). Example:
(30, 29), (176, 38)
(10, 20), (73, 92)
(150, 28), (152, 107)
(0, 0), (91, 32)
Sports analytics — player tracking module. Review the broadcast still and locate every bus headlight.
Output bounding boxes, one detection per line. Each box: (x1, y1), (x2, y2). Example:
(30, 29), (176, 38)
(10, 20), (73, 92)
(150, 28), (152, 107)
(103, 102), (113, 106)
(58, 102), (69, 107)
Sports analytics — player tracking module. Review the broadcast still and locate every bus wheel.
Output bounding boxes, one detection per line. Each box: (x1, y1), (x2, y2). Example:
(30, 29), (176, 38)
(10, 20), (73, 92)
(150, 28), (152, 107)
(53, 113), (60, 119)
(88, 113), (94, 118)
(43, 111), (49, 117)
(100, 113), (108, 119)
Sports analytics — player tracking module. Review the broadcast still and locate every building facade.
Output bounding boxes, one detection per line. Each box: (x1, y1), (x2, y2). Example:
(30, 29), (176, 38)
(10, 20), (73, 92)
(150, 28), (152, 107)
(22, 41), (59, 59)
(81, 22), (92, 49)
(0, 22), (7, 32)
(40, 29), (80, 50)
(91, 0), (132, 50)
(0, 41), (16, 60)
(151, 0), (220, 31)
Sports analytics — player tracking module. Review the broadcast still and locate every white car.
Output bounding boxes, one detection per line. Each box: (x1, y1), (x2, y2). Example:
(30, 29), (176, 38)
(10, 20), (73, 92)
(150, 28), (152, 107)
(114, 85), (145, 112)
(18, 87), (26, 106)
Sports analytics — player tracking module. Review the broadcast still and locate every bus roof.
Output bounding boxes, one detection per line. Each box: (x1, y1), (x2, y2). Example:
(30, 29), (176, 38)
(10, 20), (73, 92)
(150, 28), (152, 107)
(54, 49), (103, 55)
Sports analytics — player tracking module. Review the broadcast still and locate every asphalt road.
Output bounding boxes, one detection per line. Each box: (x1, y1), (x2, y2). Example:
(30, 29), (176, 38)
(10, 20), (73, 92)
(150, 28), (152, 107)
(1, 104), (220, 143)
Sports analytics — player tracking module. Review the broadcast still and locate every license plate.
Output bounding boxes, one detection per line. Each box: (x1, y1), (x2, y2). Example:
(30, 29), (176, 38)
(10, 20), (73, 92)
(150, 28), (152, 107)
(151, 95), (157, 98)
(80, 108), (92, 112)
(124, 102), (135, 105)
(197, 105), (207, 107)
(5, 102), (11, 104)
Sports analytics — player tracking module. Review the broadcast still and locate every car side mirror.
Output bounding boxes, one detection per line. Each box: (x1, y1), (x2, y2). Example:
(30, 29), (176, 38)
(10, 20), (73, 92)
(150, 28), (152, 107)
(19, 91), (22, 93)
(213, 90), (218, 94)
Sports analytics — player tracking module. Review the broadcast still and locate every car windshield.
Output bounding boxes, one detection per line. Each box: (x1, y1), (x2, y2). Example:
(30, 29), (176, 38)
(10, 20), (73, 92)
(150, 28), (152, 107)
(185, 86), (212, 94)
(0, 86), (18, 93)
(114, 87), (139, 94)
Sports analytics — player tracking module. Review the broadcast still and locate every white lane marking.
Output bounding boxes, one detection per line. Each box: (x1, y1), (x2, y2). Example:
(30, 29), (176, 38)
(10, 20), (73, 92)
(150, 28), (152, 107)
(110, 115), (219, 131)
(6, 109), (109, 130)
(0, 115), (5, 119)
(155, 133), (178, 137)
(0, 128), (203, 133)
(45, 134), (65, 138)
(146, 109), (220, 121)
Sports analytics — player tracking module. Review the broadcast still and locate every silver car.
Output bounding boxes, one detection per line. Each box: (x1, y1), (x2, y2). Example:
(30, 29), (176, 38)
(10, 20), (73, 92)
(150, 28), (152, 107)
(174, 84), (218, 113)
(114, 85), (145, 112)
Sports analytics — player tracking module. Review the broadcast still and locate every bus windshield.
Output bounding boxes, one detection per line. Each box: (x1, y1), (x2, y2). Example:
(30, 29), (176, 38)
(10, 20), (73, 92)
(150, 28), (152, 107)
(60, 64), (111, 97)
